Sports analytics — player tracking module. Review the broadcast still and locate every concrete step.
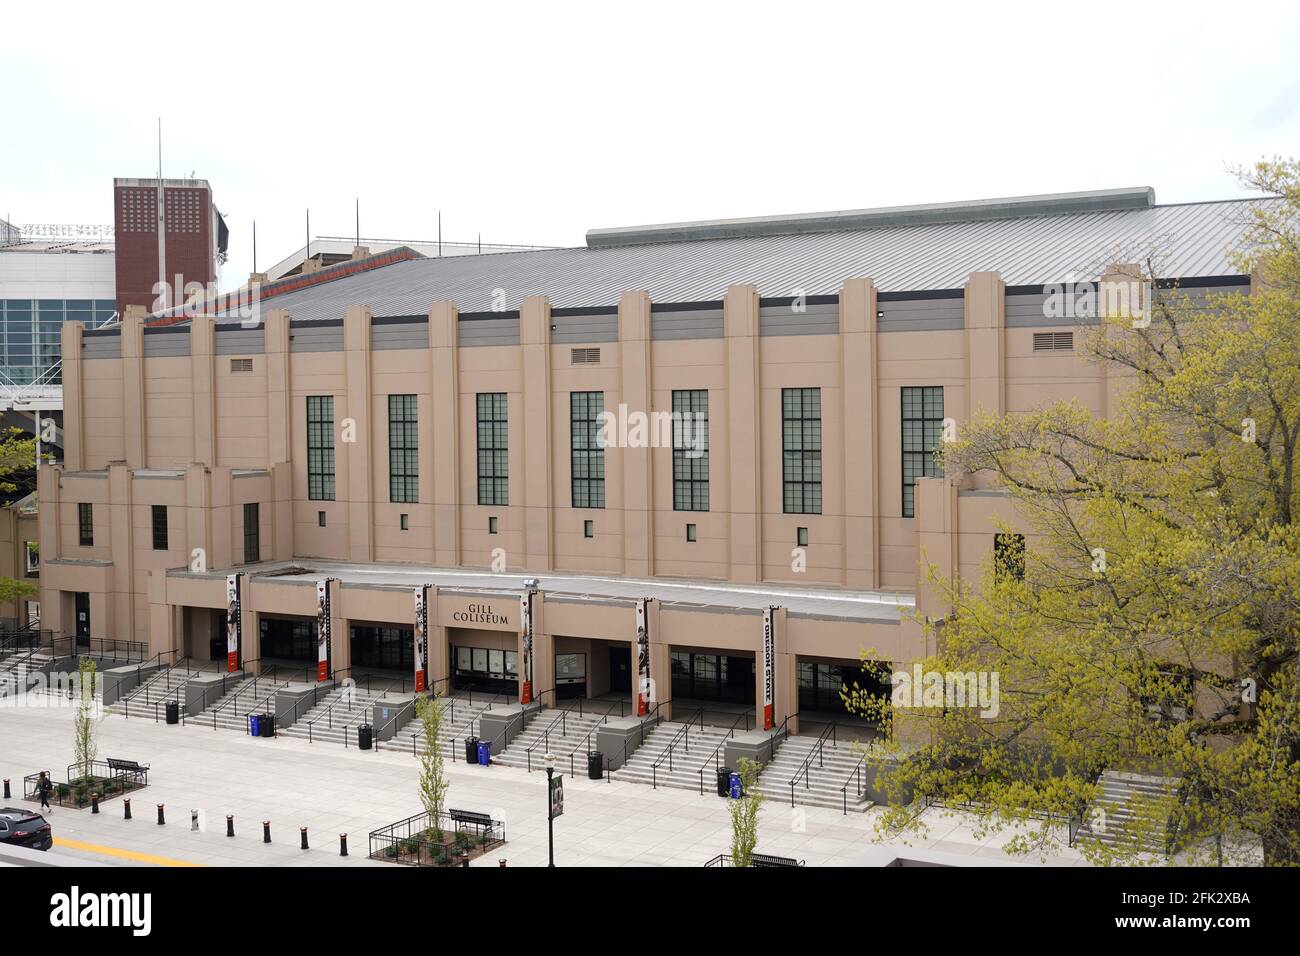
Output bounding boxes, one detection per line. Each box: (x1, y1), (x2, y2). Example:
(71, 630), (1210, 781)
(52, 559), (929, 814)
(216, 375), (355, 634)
(1077, 770), (1182, 852)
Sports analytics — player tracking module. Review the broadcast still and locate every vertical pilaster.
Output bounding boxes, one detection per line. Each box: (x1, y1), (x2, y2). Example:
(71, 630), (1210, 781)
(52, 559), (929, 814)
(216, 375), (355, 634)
(344, 306), (374, 563)
(427, 586), (449, 690)
(264, 309), (292, 465)
(270, 461), (294, 561)
(619, 290), (654, 577)
(914, 475), (958, 622)
(520, 295), (554, 571)
(429, 302), (461, 567)
(530, 591), (555, 706)
(190, 315), (217, 466)
(330, 579), (349, 676)
(37, 464), (62, 634)
(840, 278), (879, 588)
(724, 284), (762, 582)
(965, 271), (1006, 418)
(121, 310), (147, 468)
(108, 462), (135, 642)
(60, 323), (85, 471)
(184, 463), (212, 573)
(1099, 262), (1144, 420)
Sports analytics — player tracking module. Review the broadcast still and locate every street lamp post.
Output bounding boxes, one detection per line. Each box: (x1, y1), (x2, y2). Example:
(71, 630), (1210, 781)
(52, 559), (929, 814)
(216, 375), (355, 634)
(544, 752), (556, 867)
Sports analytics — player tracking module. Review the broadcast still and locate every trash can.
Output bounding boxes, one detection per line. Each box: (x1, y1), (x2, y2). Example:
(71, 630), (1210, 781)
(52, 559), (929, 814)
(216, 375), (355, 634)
(716, 767), (732, 797)
(729, 771), (743, 800)
(476, 741), (492, 766)
(165, 701), (180, 724)
(260, 713), (275, 738)
(357, 724), (373, 750)
(587, 750), (604, 780)
(249, 713), (262, 737)
(464, 736), (479, 763)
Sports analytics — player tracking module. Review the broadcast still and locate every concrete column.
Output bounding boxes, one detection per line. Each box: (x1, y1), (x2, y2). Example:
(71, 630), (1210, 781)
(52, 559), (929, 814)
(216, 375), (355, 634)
(427, 586), (450, 691)
(724, 284), (762, 582)
(429, 302), (461, 567)
(965, 271), (1006, 418)
(264, 309), (292, 465)
(331, 581), (351, 677)
(60, 323), (85, 471)
(121, 309), (147, 468)
(190, 315), (217, 466)
(619, 290), (654, 577)
(270, 462), (294, 561)
(184, 464), (212, 573)
(520, 296), (554, 571)
(528, 591), (555, 705)
(147, 568), (176, 659)
(107, 462), (135, 642)
(758, 606), (794, 735)
(343, 306), (374, 563)
(914, 475), (958, 621)
(37, 465), (62, 634)
(839, 278), (879, 588)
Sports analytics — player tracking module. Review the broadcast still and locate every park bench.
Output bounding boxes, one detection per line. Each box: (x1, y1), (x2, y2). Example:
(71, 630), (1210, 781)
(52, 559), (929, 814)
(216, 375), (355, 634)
(751, 853), (805, 867)
(106, 758), (150, 783)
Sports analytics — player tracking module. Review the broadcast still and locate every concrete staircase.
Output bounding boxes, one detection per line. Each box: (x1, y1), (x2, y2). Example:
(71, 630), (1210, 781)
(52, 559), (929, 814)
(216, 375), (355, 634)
(755, 734), (872, 811)
(277, 685), (404, 746)
(388, 692), (513, 759)
(104, 659), (214, 721)
(494, 708), (609, 772)
(194, 674), (294, 733)
(1077, 770), (1183, 854)
(611, 720), (736, 793)
(0, 649), (54, 697)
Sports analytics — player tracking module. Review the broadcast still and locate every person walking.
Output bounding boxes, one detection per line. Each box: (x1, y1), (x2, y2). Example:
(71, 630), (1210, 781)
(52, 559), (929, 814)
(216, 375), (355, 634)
(37, 772), (52, 811)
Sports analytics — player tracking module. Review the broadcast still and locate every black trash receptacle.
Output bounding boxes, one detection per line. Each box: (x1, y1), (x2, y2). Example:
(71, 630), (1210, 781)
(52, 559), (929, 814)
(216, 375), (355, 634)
(165, 701), (179, 725)
(358, 724), (373, 750)
(464, 736), (479, 763)
(587, 750), (604, 780)
(716, 766), (732, 797)
(260, 713), (275, 738)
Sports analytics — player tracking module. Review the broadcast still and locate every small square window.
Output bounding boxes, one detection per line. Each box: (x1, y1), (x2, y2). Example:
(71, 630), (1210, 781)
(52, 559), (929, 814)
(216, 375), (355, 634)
(318, 511), (327, 528)
(584, 519), (594, 539)
(400, 513), (409, 531)
(489, 516), (498, 534)
(797, 527), (809, 547)
(686, 523), (697, 542)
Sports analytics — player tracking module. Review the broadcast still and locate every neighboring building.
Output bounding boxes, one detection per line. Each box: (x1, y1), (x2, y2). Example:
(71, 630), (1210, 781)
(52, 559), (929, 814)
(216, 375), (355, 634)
(264, 235), (549, 281)
(113, 177), (227, 315)
(0, 491), (39, 628)
(35, 187), (1260, 733)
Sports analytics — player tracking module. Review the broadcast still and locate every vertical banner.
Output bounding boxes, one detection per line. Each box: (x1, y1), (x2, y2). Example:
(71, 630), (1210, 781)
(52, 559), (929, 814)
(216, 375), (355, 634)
(225, 573), (242, 673)
(413, 585), (429, 693)
(635, 598), (650, 716)
(519, 591), (533, 704)
(761, 606), (775, 731)
(316, 579), (332, 682)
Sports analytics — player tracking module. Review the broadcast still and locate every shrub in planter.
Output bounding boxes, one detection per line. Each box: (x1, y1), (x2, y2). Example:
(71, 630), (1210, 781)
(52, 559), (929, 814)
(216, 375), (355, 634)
(385, 845), (398, 858)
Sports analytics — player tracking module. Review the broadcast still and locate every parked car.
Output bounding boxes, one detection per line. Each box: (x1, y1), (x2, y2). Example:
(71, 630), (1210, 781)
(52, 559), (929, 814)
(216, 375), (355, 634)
(0, 808), (52, 851)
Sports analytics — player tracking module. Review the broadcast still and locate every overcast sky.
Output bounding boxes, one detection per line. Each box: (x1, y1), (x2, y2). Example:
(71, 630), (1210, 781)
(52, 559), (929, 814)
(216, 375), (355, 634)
(4, 0), (1299, 291)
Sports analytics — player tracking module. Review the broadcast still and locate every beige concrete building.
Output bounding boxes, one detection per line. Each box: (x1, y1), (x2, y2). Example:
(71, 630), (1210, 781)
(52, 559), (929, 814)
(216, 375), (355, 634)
(35, 187), (1256, 731)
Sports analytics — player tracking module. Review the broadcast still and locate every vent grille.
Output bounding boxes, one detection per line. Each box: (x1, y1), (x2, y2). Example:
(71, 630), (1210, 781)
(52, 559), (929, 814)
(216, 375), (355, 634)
(570, 347), (601, 365)
(1032, 332), (1073, 352)
(230, 357), (254, 373)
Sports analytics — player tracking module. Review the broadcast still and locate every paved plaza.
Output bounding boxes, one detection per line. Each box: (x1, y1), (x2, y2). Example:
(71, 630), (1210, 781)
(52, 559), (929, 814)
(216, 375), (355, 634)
(0, 699), (1088, 867)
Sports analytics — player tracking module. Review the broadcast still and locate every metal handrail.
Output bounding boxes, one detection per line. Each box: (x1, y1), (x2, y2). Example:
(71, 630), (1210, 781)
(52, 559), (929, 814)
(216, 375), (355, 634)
(561, 697), (628, 775)
(447, 689), (514, 761)
(650, 707), (706, 787)
(208, 667), (289, 728)
(788, 721), (837, 807)
(840, 746), (871, 814)
(696, 710), (753, 795)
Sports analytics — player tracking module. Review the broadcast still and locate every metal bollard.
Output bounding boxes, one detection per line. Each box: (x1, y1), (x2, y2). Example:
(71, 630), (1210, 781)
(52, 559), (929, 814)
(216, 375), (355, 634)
(91, 794), (100, 814)
(157, 804), (165, 825)
(499, 858), (508, 867)
(461, 853), (470, 868)
(226, 815), (235, 837)
(191, 810), (199, 831)
(263, 820), (271, 843)
(2, 778), (9, 799)
(124, 798), (132, 820)
(300, 827), (309, 850)
(339, 833), (348, 857)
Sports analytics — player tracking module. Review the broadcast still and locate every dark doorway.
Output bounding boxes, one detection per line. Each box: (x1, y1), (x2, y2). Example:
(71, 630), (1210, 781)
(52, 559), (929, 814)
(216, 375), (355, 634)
(209, 610), (226, 662)
(259, 616), (316, 662)
(609, 645), (632, 693)
(350, 625), (413, 671)
(74, 592), (90, 645)
(798, 660), (891, 717)
(670, 652), (755, 704)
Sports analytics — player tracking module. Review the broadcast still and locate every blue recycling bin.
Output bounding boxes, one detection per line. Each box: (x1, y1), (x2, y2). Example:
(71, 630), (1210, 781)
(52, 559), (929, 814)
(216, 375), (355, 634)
(249, 713), (262, 737)
(476, 741), (492, 766)
(729, 771), (742, 799)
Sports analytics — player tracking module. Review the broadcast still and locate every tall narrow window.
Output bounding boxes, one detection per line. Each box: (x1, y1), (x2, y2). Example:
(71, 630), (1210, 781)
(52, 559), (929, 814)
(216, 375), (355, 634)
(476, 392), (509, 506)
(902, 386), (944, 518)
(78, 503), (94, 546)
(571, 391), (605, 509)
(672, 389), (709, 511)
(782, 388), (822, 514)
(307, 395), (335, 501)
(388, 394), (419, 503)
(151, 505), (168, 551)
(244, 503), (260, 564)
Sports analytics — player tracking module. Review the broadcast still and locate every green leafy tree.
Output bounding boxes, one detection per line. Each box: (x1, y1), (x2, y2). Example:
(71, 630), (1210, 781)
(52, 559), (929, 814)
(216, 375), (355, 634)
(415, 695), (449, 833)
(73, 656), (100, 782)
(728, 758), (763, 866)
(850, 159), (1300, 866)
